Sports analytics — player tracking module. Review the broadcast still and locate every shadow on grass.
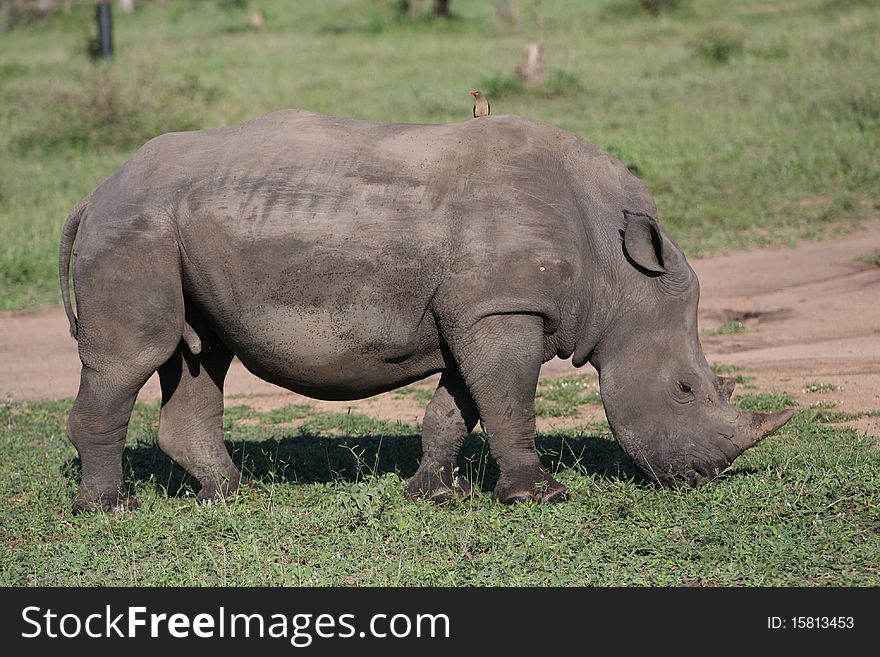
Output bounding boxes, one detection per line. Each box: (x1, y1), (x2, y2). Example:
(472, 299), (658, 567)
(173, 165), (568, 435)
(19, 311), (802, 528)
(63, 431), (646, 498)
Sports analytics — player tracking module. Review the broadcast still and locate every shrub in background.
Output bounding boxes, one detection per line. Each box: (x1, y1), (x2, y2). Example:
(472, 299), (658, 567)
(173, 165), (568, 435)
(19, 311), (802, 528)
(694, 25), (745, 64)
(637, 0), (681, 15)
(16, 68), (221, 154)
(478, 69), (583, 100)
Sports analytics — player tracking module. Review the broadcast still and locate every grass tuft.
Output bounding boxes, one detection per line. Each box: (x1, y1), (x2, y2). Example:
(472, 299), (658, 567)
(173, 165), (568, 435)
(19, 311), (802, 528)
(734, 392), (798, 413)
(858, 249), (880, 267)
(702, 320), (746, 336)
(803, 382), (842, 394)
(393, 385), (436, 406)
(709, 363), (755, 388)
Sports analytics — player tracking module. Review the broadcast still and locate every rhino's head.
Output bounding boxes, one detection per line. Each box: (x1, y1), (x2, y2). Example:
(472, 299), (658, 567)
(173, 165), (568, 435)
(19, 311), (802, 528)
(592, 211), (794, 486)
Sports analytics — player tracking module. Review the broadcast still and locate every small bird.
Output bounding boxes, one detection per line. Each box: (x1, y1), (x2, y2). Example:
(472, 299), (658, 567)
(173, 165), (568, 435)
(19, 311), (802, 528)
(471, 90), (490, 117)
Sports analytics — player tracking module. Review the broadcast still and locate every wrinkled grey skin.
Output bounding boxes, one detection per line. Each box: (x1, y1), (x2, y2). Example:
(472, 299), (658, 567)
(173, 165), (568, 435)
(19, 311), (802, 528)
(59, 110), (793, 512)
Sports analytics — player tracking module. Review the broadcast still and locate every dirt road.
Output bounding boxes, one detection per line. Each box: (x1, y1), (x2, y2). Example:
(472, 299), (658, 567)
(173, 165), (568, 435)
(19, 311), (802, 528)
(3, 222), (879, 436)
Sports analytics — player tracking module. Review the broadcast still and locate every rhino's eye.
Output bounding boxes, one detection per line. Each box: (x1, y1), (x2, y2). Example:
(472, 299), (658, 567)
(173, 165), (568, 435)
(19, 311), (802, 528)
(670, 378), (697, 405)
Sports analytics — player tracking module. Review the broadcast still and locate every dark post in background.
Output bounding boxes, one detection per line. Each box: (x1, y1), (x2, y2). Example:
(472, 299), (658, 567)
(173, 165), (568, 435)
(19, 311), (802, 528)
(96, 0), (113, 58)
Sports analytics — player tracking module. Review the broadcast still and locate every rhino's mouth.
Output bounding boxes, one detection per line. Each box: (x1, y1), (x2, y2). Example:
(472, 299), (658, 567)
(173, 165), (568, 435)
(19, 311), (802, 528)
(631, 457), (725, 488)
(617, 409), (795, 487)
(647, 459), (730, 488)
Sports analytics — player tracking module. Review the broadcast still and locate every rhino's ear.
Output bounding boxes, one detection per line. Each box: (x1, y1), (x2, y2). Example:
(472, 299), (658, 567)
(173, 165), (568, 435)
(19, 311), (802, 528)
(622, 210), (668, 275)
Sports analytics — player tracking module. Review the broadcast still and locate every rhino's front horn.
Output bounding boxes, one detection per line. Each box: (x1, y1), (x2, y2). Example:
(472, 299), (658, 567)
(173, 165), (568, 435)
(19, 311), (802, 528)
(734, 408), (796, 453)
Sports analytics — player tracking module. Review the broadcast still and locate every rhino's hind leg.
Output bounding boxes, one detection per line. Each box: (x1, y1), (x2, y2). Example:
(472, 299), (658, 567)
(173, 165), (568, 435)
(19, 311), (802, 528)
(68, 228), (184, 514)
(445, 314), (567, 504)
(69, 367), (149, 513)
(157, 342), (248, 502)
(406, 371), (479, 503)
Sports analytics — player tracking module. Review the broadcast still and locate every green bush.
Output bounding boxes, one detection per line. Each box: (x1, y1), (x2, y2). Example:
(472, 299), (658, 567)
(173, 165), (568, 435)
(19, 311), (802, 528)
(476, 72), (525, 99)
(15, 67), (220, 154)
(218, 0), (250, 9)
(542, 70), (584, 98)
(859, 249), (880, 267)
(694, 25), (745, 64)
(478, 69), (583, 100)
(3, 0), (53, 30)
(637, 0), (681, 15)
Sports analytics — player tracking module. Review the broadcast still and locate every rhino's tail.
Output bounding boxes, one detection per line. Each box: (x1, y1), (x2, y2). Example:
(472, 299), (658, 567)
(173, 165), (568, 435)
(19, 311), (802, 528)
(59, 191), (93, 340)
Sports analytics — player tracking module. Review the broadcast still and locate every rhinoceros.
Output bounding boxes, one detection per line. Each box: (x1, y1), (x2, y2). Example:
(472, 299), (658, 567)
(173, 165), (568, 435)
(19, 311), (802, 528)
(59, 110), (793, 512)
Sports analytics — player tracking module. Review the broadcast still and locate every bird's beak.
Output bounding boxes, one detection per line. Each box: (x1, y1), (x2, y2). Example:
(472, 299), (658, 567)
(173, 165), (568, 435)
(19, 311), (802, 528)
(470, 91), (477, 96)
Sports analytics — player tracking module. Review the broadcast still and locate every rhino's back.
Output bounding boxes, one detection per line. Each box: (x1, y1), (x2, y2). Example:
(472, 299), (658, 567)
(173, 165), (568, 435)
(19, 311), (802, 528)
(154, 112), (577, 311)
(144, 109), (585, 222)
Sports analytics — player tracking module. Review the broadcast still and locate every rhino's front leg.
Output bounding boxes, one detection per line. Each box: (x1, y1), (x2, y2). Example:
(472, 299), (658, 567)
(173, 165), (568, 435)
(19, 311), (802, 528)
(406, 371), (479, 503)
(445, 314), (567, 503)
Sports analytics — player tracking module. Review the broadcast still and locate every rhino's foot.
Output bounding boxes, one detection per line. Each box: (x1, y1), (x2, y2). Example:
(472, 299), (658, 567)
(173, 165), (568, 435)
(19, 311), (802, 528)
(494, 469), (568, 504)
(405, 464), (473, 504)
(72, 486), (138, 515)
(196, 476), (266, 503)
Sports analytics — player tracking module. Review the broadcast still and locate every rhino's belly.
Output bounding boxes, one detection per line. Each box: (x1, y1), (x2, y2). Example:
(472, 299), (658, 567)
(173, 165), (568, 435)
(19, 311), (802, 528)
(183, 246), (447, 398)
(210, 300), (445, 400)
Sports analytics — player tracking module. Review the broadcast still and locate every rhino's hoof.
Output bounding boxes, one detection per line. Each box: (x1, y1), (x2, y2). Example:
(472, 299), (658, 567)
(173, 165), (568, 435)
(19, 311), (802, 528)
(539, 486), (569, 503)
(72, 488), (138, 515)
(494, 473), (568, 505)
(425, 489), (451, 505)
(498, 489), (568, 504)
(405, 468), (473, 504)
(502, 493), (534, 504)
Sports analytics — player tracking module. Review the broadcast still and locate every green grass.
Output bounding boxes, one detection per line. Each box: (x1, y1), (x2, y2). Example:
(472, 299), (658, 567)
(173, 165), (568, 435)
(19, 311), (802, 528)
(710, 363), (755, 388)
(1, 0), (879, 308)
(710, 363), (755, 390)
(1, 394), (877, 586)
(535, 375), (603, 417)
(477, 68), (585, 99)
(859, 249), (880, 266)
(393, 385), (436, 406)
(393, 376), (605, 416)
(810, 409), (860, 424)
(810, 399), (840, 410)
(702, 320), (747, 336)
(733, 391), (798, 412)
(803, 382), (842, 393)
